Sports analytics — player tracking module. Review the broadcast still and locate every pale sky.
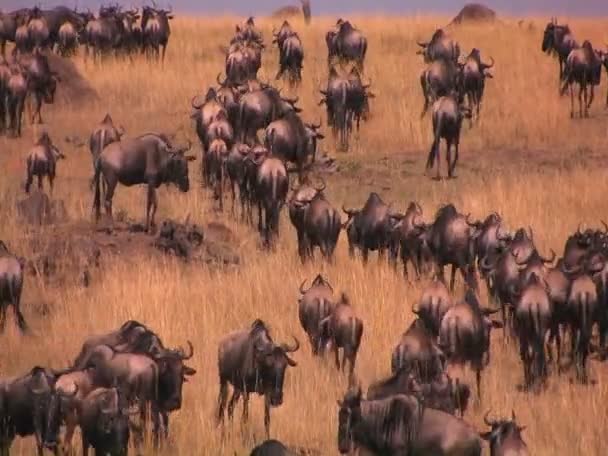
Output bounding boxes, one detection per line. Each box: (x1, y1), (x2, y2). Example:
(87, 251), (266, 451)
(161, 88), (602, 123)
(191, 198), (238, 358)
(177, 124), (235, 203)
(1, 0), (606, 16)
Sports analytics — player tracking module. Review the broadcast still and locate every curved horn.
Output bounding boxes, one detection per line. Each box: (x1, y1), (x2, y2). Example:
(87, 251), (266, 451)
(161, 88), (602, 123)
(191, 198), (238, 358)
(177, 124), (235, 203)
(480, 254), (498, 272)
(484, 410), (497, 427)
(181, 341), (194, 360)
(601, 220), (608, 234)
(191, 95), (203, 109)
(540, 249), (556, 264)
(482, 56), (495, 69)
(216, 73), (226, 86)
(342, 205), (356, 216)
(416, 40), (428, 48)
(298, 279), (308, 294)
(528, 226), (534, 241)
(281, 336), (300, 353)
(576, 223), (582, 235)
(315, 177), (326, 193)
(465, 213), (480, 228)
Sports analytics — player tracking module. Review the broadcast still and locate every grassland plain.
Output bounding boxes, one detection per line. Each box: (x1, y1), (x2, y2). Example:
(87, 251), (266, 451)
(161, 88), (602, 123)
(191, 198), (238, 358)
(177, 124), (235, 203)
(1, 14), (608, 455)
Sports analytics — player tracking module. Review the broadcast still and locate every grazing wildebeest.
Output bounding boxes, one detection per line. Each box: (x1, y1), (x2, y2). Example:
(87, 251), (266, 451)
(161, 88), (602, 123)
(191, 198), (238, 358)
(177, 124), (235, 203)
(237, 87), (301, 145)
(5, 63), (27, 137)
(79, 387), (138, 456)
(0, 366), (74, 456)
(560, 40), (602, 118)
(89, 113), (125, 172)
(252, 154), (289, 246)
(0, 9), (32, 56)
(0, 241), (26, 332)
(297, 274), (335, 355)
(426, 94), (472, 179)
(20, 50), (60, 125)
(337, 385), (482, 455)
(417, 28), (461, 64)
(25, 132), (66, 195)
(141, 6), (173, 62)
(422, 204), (478, 291)
(413, 279), (454, 338)
(342, 192), (404, 262)
(420, 59), (461, 117)
(92, 133), (194, 231)
(264, 113), (324, 182)
(217, 319), (299, 438)
(389, 202), (430, 280)
(439, 289), (502, 399)
(319, 293), (364, 378)
(542, 19), (578, 83)
(481, 410), (530, 456)
(391, 319), (445, 382)
(511, 272), (553, 390)
(288, 181), (341, 261)
(460, 48), (494, 123)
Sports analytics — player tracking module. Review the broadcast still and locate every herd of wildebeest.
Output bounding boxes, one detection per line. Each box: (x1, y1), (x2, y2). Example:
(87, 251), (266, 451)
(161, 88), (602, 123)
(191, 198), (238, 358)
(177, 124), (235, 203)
(1, 6), (608, 456)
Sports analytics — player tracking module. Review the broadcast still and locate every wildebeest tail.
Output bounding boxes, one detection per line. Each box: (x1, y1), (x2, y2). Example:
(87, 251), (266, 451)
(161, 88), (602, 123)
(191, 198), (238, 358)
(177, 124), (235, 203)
(93, 157), (102, 216)
(427, 114), (443, 169)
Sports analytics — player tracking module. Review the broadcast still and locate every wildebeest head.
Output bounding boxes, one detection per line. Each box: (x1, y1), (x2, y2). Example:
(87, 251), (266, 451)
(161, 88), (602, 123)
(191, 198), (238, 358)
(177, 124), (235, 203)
(43, 382), (79, 451)
(154, 342), (196, 411)
(481, 410), (527, 451)
(254, 337), (299, 406)
(161, 138), (195, 192)
(336, 385), (362, 453)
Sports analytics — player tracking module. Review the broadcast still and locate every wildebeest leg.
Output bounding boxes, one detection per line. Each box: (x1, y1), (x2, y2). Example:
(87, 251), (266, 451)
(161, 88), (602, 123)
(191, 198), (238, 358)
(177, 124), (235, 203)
(475, 365), (482, 400)
(33, 91), (43, 124)
(13, 287), (27, 333)
(446, 140), (453, 179)
(25, 168), (33, 194)
(217, 380), (229, 426)
(146, 183), (158, 232)
(435, 142), (441, 180)
(361, 248), (369, 264)
(104, 176), (118, 223)
(241, 392), (250, 423)
(449, 264), (457, 291)
(161, 43), (167, 65)
(227, 390), (241, 420)
(263, 396), (271, 439)
(48, 174), (55, 197)
(568, 83), (575, 118)
(38, 175), (44, 191)
(587, 84), (594, 112)
(450, 137), (460, 178)
(81, 434), (90, 456)
(334, 344), (340, 370)
(577, 83), (584, 118)
(0, 305), (6, 332)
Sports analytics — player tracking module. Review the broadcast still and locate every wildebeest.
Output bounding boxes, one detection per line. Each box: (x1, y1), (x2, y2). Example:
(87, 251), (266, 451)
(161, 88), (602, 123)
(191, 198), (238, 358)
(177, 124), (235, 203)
(470, 212), (510, 277)
(421, 204), (478, 291)
(20, 50), (60, 125)
(328, 20), (367, 70)
(337, 385), (482, 455)
(413, 279), (454, 338)
(417, 28), (461, 64)
(297, 274), (335, 354)
(5, 62), (28, 137)
(342, 192), (404, 262)
(57, 21), (78, 57)
(542, 19), (578, 83)
(391, 319), (445, 382)
(389, 202), (430, 280)
(511, 272), (553, 390)
(207, 138), (230, 211)
(14, 23), (31, 54)
(288, 180), (340, 261)
(426, 94), (472, 179)
(439, 289), (502, 398)
(264, 112), (324, 182)
(318, 293), (363, 378)
(89, 113), (125, 173)
(276, 32), (304, 85)
(225, 142), (251, 215)
(420, 59), (461, 117)
(92, 133), (194, 231)
(217, 319), (299, 437)
(0, 9), (32, 56)
(237, 86), (301, 145)
(79, 387), (138, 456)
(141, 6), (173, 62)
(25, 132), (66, 195)
(460, 48), (494, 122)
(481, 410), (530, 456)
(191, 87), (227, 153)
(250, 439), (294, 456)
(234, 17), (263, 45)
(272, 21), (293, 49)
(560, 40), (602, 118)
(26, 8), (50, 51)
(0, 241), (26, 332)
(252, 154), (289, 246)
(82, 7), (127, 61)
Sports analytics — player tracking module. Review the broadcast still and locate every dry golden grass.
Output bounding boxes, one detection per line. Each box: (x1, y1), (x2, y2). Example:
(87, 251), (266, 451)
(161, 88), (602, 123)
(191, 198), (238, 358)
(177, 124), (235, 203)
(1, 14), (608, 455)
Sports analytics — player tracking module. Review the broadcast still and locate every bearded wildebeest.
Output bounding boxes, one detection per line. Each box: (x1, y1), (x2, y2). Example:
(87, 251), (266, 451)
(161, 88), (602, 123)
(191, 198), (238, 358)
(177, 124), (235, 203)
(0, 8), (31, 56)
(288, 180), (341, 261)
(439, 289), (502, 399)
(0, 241), (26, 332)
(25, 132), (66, 195)
(141, 6), (173, 62)
(413, 280), (454, 338)
(237, 86), (301, 145)
(207, 138), (230, 211)
(0, 366), (75, 456)
(542, 19), (579, 83)
(511, 272), (553, 390)
(89, 113), (125, 173)
(20, 50), (60, 125)
(426, 94), (472, 179)
(332, 20), (367, 70)
(342, 192), (404, 262)
(92, 133), (194, 232)
(481, 411), (530, 456)
(276, 32), (304, 85)
(253, 155), (289, 246)
(264, 112), (324, 182)
(217, 319), (299, 438)
(417, 28), (461, 64)
(460, 48), (494, 123)
(420, 59), (461, 117)
(297, 274), (335, 355)
(319, 293), (364, 379)
(338, 385), (482, 456)
(391, 319), (445, 383)
(560, 40), (602, 118)
(5, 62), (27, 137)
(422, 204), (478, 291)
(79, 387), (139, 456)
(389, 202), (431, 280)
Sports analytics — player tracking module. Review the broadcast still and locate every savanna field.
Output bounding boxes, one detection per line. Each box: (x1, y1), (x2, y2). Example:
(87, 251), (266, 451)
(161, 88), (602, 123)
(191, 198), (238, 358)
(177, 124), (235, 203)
(2, 12), (608, 455)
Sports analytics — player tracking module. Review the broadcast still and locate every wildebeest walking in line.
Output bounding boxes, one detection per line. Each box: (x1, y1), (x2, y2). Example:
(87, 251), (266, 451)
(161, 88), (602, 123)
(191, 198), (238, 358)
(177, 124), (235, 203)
(142, 5), (173, 63)
(272, 21), (304, 86)
(297, 274), (335, 355)
(325, 19), (367, 70)
(417, 28), (461, 64)
(0, 240), (27, 332)
(559, 40), (602, 118)
(92, 132), (195, 232)
(217, 319), (299, 438)
(542, 18), (579, 84)
(460, 48), (494, 123)
(24, 131), (66, 194)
